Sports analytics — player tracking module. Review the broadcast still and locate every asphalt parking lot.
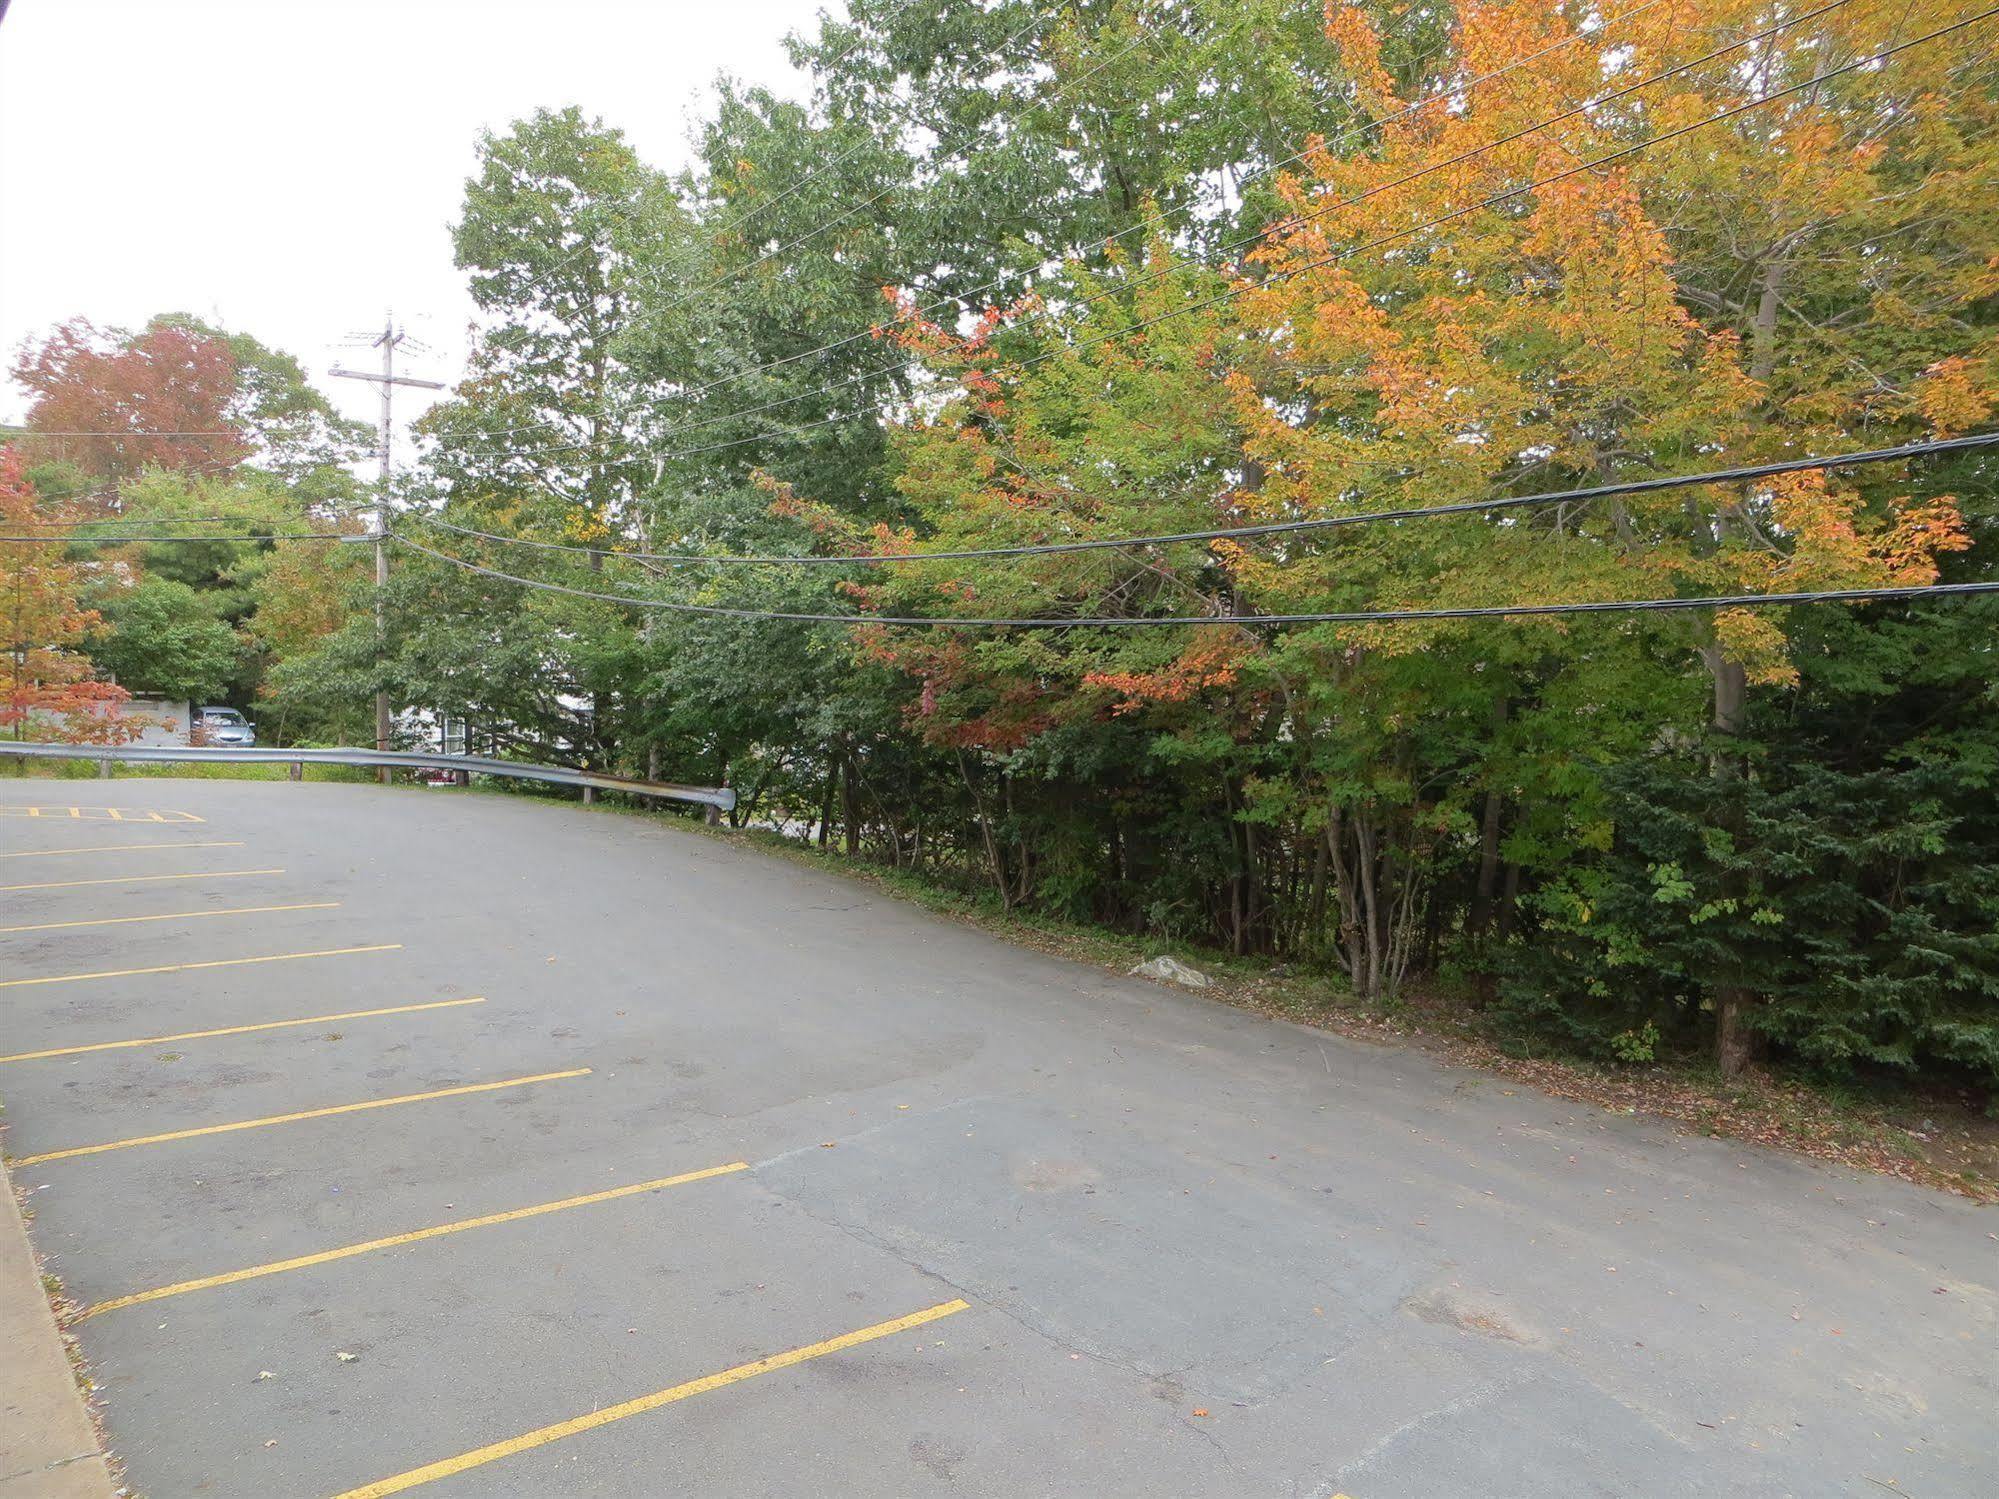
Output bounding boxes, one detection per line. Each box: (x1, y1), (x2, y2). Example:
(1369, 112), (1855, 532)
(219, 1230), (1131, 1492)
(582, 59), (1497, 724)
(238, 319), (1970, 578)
(1, 778), (1993, 1498)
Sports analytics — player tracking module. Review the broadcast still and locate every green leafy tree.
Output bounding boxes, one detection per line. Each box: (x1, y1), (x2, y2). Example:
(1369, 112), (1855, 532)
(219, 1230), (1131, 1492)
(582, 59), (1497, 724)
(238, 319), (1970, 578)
(86, 576), (241, 703)
(425, 106), (673, 542)
(151, 314), (372, 486)
(392, 0), (1998, 1096)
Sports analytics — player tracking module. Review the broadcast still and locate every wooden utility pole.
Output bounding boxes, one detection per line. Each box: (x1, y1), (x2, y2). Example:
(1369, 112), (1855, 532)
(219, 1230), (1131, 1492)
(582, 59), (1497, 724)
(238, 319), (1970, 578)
(331, 317), (442, 784)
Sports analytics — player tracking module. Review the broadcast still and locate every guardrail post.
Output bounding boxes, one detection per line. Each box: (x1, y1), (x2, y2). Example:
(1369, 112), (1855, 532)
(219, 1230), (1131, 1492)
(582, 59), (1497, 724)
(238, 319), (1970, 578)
(289, 760), (303, 782)
(97, 756), (111, 779)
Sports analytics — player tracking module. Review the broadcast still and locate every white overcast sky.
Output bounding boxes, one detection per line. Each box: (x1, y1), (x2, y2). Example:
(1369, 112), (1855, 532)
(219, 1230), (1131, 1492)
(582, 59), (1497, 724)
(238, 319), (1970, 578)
(0, 0), (830, 447)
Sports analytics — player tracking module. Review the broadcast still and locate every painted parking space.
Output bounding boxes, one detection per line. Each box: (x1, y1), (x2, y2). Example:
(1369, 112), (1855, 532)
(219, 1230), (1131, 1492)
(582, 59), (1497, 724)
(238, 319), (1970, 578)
(0, 782), (995, 1498)
(73, 1160), (747, 1321)
(0, 864), (282, 893)
(0, 995), (485, 1064)
(0, 804), (205, 821)
(0, 838), (244, 858)
(331, 1298), (971, 1499)
(0, 900), (340, 935)
(4, 776), (1992, 1498)
(0, 942), (404, 990)
(11, 1067), (593, 1166)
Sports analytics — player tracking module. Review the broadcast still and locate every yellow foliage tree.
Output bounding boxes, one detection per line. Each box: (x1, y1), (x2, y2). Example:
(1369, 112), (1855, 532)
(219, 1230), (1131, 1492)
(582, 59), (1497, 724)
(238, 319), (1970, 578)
(1224, 0), (1992, 1065)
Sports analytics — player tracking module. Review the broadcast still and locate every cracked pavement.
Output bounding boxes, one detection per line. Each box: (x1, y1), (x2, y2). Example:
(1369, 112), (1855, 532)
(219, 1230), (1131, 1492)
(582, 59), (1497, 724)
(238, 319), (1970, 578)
(1, 779), (1993, 1497)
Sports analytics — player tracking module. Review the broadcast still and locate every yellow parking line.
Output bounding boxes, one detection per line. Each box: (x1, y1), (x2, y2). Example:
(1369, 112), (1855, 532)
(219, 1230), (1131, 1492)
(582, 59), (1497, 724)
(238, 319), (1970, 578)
(0, 806), (196, 822)
(0, 944), (400, 990)
(11, 1068), (591, 1166)
(0, 996), (485, 1065)
(0, 840), (246, 860)
(0, 901), (339, 934)
(332, 1299), (971, 1498)
(81, 1160), (746, 1319)
(0, 866), (281, 893)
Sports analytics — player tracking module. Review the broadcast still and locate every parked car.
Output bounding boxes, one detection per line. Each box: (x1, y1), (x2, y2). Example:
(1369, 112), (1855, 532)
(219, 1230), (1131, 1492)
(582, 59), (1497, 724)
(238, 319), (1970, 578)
(193, 706), (256, 748)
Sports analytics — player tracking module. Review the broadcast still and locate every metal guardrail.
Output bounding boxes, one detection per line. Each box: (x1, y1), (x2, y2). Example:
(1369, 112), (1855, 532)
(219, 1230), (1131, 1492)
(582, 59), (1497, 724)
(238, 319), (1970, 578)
(0, 742), (736, 813)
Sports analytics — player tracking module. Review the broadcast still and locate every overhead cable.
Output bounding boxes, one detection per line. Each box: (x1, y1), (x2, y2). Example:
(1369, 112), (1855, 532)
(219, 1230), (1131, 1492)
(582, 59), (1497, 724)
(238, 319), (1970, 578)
(0, 530), (351, 544)
(390, 528), (1999, 628)
(405, 431), (1999, 568)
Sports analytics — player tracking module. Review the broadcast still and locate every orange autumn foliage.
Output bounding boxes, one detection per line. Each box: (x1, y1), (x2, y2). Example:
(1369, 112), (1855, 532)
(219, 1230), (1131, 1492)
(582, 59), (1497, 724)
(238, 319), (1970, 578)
(0, 448), (139, 743)
(11, 319), (250, 486)
(1224, 0), (1992, 686)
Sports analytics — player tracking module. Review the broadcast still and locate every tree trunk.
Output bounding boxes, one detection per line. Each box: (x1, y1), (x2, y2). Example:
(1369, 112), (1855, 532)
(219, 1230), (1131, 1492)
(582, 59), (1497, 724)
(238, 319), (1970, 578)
(1355, 812), (1383, 1002)
(1327, 808), (1363, 986)
(1227, 778), (1258, 956)
(1241, 812), (1261, 955)
(816, 758), (837, 848)
(1422, 885), (1445, 974)
(1304, 823), (1329, 948)
(1716, 998), (1758, 1081)
(1703, 642), (1758, 1079)
(1469, 695), (1510, 939)
(1469, 790), (1504, 938)
(959, 750), (1011, 908)
(841, 751), (859, 859)
(1697, 239), (1793, 1078)
(1748, 250), (1788, 388)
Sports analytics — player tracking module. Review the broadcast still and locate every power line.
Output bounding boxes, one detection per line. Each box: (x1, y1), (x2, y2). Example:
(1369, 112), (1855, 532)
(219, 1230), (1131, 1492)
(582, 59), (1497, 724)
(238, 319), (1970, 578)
(0, 531), (350, 544)
(405, 431), (1999, 567)
(390, 528), (1999, 629)
(7, 513), (298, 525)
(93, 515), (278, 524)
(31, 433), (1984, 562)
(444, 0), (1682, 460)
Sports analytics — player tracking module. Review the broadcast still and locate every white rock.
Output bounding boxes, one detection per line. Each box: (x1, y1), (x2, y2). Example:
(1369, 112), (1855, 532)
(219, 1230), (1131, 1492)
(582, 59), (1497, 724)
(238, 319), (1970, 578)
(1130, 956), (1210, 989)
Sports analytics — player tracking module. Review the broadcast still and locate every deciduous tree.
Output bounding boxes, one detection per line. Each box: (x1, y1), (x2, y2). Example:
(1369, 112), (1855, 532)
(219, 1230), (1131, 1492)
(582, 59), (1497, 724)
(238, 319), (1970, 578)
(0, 448), (135, 742)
